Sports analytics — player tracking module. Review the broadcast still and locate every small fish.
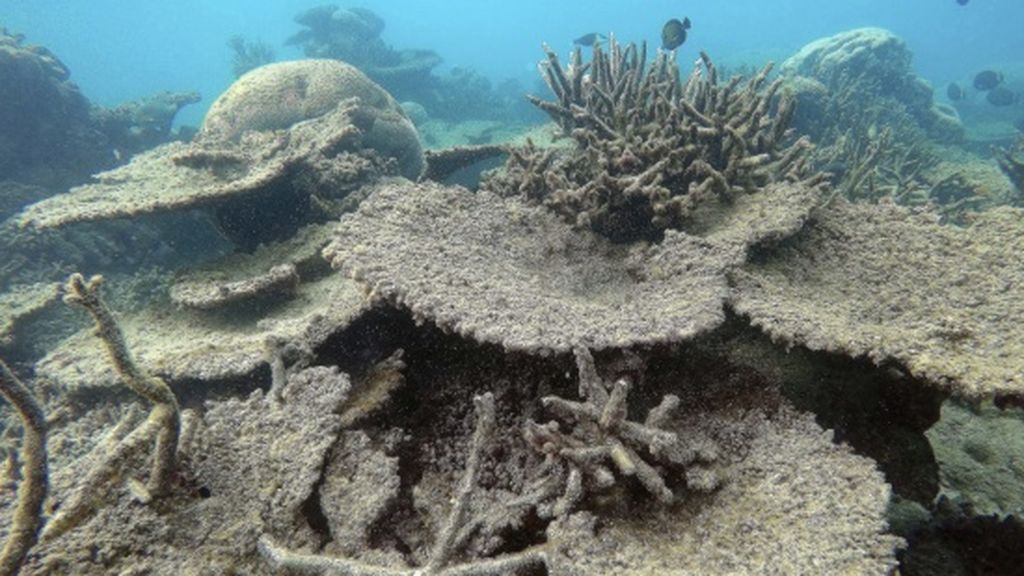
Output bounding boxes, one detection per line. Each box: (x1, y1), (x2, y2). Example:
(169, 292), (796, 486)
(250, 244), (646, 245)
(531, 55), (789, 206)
(973, 70), (1004, 91)
(661, 17), (691, 51)
(946, 82), (964, 101)
(957, 0), (968, 5)
(986, 86), (1018, 107)
(573, 33), (607, 47)
(1014, 118), (1024, 133)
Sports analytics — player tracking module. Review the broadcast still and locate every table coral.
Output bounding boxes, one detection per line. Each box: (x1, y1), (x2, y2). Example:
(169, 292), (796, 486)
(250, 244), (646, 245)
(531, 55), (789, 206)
(731, 199), (1024, 400)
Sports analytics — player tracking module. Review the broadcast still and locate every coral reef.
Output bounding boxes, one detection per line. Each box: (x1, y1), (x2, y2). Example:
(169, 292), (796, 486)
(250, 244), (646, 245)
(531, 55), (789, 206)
(926, 400), (1024, 518)
(0, 28), (198, 189)
(286, 4), (441, 98)
(227, 35), (275, 78)
(35, 245), (368, 390)
(995, 137), (1024, 202)
(0, 283), (60, 348)
(731, 199), (1024, 400)
(19, 60), (420, 249)
(493, 41), (824, 243)
(325, 180), (734, 352)
(10, 22), (1024, 575)
(781, 28), (1016, 219)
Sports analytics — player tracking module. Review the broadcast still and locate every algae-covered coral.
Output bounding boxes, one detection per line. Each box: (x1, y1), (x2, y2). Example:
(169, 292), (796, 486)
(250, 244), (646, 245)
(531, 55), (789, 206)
(4, 20), (1024, 576)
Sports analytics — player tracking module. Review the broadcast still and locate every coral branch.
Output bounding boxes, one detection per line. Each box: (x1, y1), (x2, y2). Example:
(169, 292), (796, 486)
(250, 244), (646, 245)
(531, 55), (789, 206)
(259, 392), (547, 575)
(63, 273), (180, 497)
(41, 274), (182, 543)
(492, 37), (824, 243)
(0, 360), (47, 576)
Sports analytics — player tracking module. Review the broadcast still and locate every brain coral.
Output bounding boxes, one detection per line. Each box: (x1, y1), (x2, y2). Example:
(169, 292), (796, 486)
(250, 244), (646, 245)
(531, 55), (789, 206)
(200, 59), (423, 179)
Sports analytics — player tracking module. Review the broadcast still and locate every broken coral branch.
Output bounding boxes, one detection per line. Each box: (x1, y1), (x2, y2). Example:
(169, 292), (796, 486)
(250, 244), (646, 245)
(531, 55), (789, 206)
(259, 392), (548, 575)
(0, 359), (47, 576)
(41, 273), (181, 543)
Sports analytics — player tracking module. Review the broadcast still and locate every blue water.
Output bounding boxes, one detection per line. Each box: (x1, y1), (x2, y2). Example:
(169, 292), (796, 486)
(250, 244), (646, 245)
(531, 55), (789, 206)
(2, 0), (1023, 127)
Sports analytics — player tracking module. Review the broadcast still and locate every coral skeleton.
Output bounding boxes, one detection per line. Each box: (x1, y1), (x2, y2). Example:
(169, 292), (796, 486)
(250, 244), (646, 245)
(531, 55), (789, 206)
(259, 392), (548, 575)
(489, 38), (824, 242)
(0, 360), (47, 576)
(40, 273), (180, 542)
(523, 348), (694, 516)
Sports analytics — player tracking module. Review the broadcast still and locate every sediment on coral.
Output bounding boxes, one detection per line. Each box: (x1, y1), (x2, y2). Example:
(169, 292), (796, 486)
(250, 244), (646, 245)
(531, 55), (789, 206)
(40, 274), (180, 543)
(18, 60), (421, 250)
(730, 199), (1024, 400)
(488, 39), (824, 243)
(325, 179), (734, 353)
(0, 283), (60, 349)
(522, 347), (719, 517)
(169, 222), (335, 311)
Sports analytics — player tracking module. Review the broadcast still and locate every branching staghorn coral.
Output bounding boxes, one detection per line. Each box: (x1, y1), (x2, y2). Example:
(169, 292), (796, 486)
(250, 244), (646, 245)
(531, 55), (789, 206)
(521, 348), (717, 517)
(487, 38), (823, 243)
(0, 360), (47, 576)
(41, 273), (180, 542)
(259, 392), (548, 575)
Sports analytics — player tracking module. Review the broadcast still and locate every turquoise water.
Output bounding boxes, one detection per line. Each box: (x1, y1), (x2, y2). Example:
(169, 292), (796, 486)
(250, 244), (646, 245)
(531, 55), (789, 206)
(4, 0), (1022, 126)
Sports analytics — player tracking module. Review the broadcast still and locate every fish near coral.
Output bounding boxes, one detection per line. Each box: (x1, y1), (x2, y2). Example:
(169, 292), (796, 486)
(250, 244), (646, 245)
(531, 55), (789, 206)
(661, 17), (691, 50)
(574, 32), (607, 47)
(973, 70), (1004, 91)
(986, 86), (1018, 107)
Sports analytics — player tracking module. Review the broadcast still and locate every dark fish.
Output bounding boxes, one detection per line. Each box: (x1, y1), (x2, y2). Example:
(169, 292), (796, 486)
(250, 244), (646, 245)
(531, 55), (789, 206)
(986, 86), (1018, 107)
(661, 17), (691, 51)
(573, 33), (607, 47)
(957, 0), (968, 5)
(973, 70), (1004, 91)
(946, 82), (964, 101)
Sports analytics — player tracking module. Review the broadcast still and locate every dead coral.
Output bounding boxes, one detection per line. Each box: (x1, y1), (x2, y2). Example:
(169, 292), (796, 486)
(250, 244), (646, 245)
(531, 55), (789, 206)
(995, 138), (1024, 204)
(420, 144), (509, 184)
(41, 274), (180, 542)
(171, 263), (299, 311)
(731, 199), (1024, 400)
(0, 283), (59, 348)
(35, 232), (369, 391)
(0, 360), (47, 576)
(325, 180), (734, 352)
(545, 404), (901, 575)
(259, 392), (549, 576)
(18, 60), (421, 249)
(488, 39), (824, 243)
(523, 348), (718, 517)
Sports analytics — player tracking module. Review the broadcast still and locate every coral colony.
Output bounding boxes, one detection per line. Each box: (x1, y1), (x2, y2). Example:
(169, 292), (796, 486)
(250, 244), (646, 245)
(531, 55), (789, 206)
(1, 11), (1023, 576)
